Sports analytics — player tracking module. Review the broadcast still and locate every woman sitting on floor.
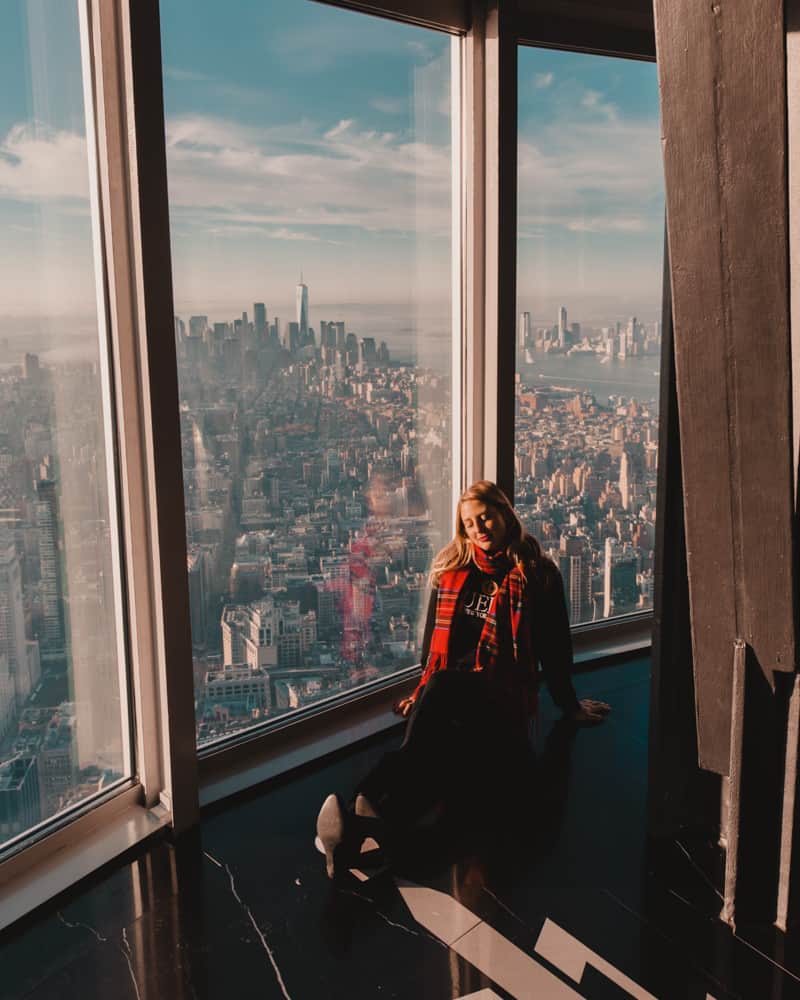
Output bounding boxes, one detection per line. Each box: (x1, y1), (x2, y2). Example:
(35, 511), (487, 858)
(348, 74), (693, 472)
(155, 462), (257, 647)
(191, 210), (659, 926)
(315, 479), (610, 878)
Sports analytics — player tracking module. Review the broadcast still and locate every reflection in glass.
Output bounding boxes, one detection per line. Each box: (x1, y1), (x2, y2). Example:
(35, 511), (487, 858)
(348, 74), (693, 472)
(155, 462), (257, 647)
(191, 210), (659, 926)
(515, 48), (663, 625)
(160, 0), (454, 746)
(0, 1), (130, 849)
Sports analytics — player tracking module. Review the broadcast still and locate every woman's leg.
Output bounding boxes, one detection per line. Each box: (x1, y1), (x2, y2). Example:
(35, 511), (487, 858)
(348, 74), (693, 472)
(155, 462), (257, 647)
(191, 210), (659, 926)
(356, 670), (524, 830)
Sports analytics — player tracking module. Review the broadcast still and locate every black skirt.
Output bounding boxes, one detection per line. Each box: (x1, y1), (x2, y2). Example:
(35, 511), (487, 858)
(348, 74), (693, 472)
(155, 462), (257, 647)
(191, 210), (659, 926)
(356, 669), (534, 831)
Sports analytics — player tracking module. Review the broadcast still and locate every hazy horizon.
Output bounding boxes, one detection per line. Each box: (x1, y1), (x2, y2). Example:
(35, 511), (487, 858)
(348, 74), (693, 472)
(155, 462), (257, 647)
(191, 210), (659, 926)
(0, 292), (664, 350)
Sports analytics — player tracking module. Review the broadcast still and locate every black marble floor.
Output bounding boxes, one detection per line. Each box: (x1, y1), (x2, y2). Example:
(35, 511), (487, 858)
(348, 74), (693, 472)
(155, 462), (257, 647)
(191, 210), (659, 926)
(2, 658), (800, 999)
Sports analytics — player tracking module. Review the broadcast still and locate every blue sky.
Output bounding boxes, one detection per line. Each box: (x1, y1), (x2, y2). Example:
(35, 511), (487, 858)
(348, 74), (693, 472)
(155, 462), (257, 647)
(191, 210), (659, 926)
(0, 1), (97, 321)
(517, 48), (664, 324)
(159, 0), (453, 318)
(0, 1), (663, 324)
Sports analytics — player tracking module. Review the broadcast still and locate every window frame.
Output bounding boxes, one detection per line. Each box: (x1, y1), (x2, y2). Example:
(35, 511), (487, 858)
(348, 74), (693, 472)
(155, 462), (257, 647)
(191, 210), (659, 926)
(509, 9), (661, 630)
(163, 6), (469, 761)
(0, 0), (196, 926)
(0, 0), (660, 931)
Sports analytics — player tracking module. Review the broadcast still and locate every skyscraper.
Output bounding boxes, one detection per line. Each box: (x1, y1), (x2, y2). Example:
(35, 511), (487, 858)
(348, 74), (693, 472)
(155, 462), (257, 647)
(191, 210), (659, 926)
(558, 306), (567, 348)
(286, 321), (300, 353)
(0, 654), (13, 740)
(603, 537), (639, 618)
(174, 317), (185, 356)
(189, 315), (208, 340)
(35, 479), (66, 654)
(22, 353), (41, 384)
(358, 337), (377, 373)
(619, 445), (645, 511)
(0, 756), (41, 839)
(296, 275), (309, 341)
(0, 533), (33, 705)
(253, 302), (267, 343)
(557, 533), (593, 624)
(519, 311), (531, 350)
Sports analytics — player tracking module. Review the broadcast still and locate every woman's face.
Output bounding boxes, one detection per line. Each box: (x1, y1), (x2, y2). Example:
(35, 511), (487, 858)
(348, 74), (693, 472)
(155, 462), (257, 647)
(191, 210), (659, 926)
(460, 499), (507, 553)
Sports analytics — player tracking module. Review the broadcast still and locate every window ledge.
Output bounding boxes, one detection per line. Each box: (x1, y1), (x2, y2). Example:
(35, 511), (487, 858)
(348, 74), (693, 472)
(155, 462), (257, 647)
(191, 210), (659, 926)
(199, 674), (416, 808)
(572, 612), (652, 667)
(0, 788), (170, 934)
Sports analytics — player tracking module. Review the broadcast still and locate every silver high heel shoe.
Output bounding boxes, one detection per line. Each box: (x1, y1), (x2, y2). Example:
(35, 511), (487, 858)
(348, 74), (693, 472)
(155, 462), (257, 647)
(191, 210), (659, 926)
(315, 794), (385, 878)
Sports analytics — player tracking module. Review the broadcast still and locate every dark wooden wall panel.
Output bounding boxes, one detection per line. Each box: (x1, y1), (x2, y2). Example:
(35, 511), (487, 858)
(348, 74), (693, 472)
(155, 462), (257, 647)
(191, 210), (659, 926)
(654, 0), (795, 776)
(649, 233), (720, 835)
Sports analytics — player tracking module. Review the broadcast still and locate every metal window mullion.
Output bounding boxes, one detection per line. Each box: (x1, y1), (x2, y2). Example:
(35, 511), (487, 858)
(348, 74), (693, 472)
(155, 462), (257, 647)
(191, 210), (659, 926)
(83, 0), (160, 810)
(90, 0), (199, 833)
(451, 32), (465, 506)
(121, 0), (199, 833)
(463, 2), (487, 487)
(483, 0), (517, 496)
(77, 0), (135, 784)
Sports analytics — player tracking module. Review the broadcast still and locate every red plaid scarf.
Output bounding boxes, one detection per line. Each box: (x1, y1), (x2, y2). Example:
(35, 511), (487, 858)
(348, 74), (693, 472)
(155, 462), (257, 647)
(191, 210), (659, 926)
(399, 545), (538, 721)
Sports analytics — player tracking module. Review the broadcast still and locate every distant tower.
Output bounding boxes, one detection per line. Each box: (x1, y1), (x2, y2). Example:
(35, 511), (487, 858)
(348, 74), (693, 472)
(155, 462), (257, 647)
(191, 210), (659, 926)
(619, 450), (632, 510)
(253, 303), (267, 343)
(557, 306), (567, 348)
(603, 537), (638, 618)
(619, 445), (644, 511)
(23, 353), (41, 384)
(296, 274), (309, 341)
(174, 318), (185, 355)
(557, 533), (593, 624)
(518, 312), (531, 350)
(35, 479), (66, 653)
(0, 533), (32, 705)
(603, 537), (616, 619)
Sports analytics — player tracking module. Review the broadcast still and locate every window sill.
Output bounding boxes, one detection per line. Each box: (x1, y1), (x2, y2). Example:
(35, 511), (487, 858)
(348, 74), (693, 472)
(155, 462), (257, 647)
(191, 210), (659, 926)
(572, 611), (653, 667)
(198, 672), (418, 808)
(0, 787), (170, 934)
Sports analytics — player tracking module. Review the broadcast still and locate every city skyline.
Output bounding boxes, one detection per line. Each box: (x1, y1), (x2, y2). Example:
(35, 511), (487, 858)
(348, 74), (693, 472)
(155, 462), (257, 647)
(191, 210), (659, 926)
(0, 272), (660, 835)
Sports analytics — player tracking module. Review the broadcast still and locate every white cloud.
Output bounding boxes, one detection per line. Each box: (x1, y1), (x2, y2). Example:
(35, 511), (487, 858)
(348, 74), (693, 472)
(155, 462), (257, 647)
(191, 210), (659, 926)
(0, 123), (90, 203)
(407, 39), (431, 57)
(164, 67), (211, 82)
(567, 216), (646, 233)
(205, 223), (339, 244)
(534, 72), (554, 89)
(369, 97), (407, 115)
(517, 105), (663, 236)
(581, 89), (619, 122)
(324, 119), (353, 140)
(162, 112), (452, 238)
(271, 226), (321, 241)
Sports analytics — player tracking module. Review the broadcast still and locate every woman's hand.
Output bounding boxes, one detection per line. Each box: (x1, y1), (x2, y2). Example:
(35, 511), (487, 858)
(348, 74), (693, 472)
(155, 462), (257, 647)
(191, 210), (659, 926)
(394, 695), (416, 718)
(568, 698), (611, 723)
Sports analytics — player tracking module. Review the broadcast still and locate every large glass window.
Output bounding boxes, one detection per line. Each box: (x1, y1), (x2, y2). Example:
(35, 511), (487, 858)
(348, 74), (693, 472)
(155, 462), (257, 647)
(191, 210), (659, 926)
(515, 48), (663, 625)
(160, 0), (455, 747)
(0, 1), (131, 851)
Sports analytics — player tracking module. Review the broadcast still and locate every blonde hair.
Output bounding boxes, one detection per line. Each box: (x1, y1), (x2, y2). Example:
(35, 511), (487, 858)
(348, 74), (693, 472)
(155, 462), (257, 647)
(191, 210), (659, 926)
(429, 480), (545, 586)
